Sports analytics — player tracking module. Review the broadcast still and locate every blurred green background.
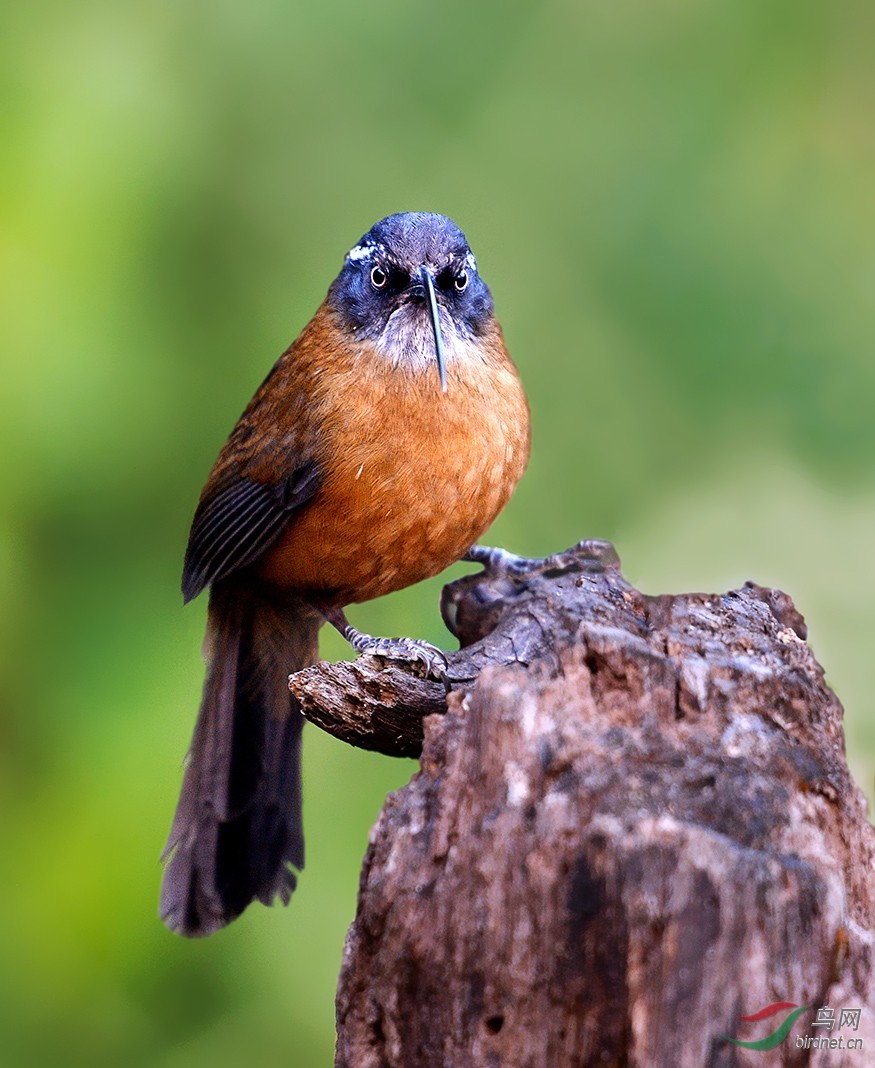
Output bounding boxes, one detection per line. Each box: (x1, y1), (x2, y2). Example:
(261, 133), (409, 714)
(2, 1), (873, 1064)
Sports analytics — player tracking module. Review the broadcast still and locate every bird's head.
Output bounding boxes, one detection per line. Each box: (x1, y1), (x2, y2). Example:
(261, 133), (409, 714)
(328, 212), (494, 392)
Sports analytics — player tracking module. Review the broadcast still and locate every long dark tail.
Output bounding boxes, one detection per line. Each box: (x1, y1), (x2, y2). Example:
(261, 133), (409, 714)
(160, 581), (320, 937)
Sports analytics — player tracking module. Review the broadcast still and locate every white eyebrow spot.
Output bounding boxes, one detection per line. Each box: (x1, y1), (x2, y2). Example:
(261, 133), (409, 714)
(464, 251), (477, 273)
(346, 244), (373, 262)
(347, 241), (388, 264)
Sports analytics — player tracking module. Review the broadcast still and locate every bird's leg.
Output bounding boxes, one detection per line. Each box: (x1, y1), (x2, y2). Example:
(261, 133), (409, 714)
(318, 605), (448, 681)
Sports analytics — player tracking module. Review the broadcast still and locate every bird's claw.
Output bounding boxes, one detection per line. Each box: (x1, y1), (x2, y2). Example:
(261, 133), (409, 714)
(355, 636), (449, 682)
(464, 544), (543, 578)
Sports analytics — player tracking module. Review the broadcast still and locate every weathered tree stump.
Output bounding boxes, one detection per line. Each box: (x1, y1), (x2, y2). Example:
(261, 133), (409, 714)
(290, 541), (875, 1067)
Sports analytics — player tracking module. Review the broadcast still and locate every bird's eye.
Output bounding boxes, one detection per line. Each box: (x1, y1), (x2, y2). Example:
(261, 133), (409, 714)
(454, 270), (469, 292)
(370, 266), (388, 290)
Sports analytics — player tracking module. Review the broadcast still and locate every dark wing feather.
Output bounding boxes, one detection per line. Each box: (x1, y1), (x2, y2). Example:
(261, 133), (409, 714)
(181, 462), (320, 602)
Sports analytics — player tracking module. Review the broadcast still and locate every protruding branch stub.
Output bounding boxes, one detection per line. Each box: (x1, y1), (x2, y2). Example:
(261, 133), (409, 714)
(288, 538), (623, 756)
(289, 539), (629, 754)
(289, 536), (833, 761)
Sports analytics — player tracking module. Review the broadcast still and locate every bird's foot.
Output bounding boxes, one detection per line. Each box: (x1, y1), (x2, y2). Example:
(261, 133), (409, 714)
(464, 540), (619, 579)
(350, 633), (448, 680)
(463, 544), (547, 578)
(319, 605), (448, 682)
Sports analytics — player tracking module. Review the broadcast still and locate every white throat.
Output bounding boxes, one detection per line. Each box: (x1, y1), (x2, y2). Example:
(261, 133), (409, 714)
(373, 304), (476, 376)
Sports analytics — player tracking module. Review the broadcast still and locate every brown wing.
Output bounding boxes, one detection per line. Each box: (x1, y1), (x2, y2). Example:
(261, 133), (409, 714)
(181, 462), (320, 603)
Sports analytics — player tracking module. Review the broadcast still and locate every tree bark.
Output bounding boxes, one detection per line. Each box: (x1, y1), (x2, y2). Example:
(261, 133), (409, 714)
(291, 541), (875, 1067)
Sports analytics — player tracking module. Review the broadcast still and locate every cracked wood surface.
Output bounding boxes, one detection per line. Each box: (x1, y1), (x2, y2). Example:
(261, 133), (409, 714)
(290, 541), (875, 1068)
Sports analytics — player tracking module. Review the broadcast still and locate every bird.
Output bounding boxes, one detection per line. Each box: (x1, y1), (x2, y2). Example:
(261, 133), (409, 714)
(160, 211), (530, 936)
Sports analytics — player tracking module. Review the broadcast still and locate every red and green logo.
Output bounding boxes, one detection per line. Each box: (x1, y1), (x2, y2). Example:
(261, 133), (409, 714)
(724, 1002), (810, 1051)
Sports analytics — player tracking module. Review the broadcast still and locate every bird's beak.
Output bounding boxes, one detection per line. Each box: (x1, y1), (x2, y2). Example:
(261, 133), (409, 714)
(418, 266), (448, 393)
